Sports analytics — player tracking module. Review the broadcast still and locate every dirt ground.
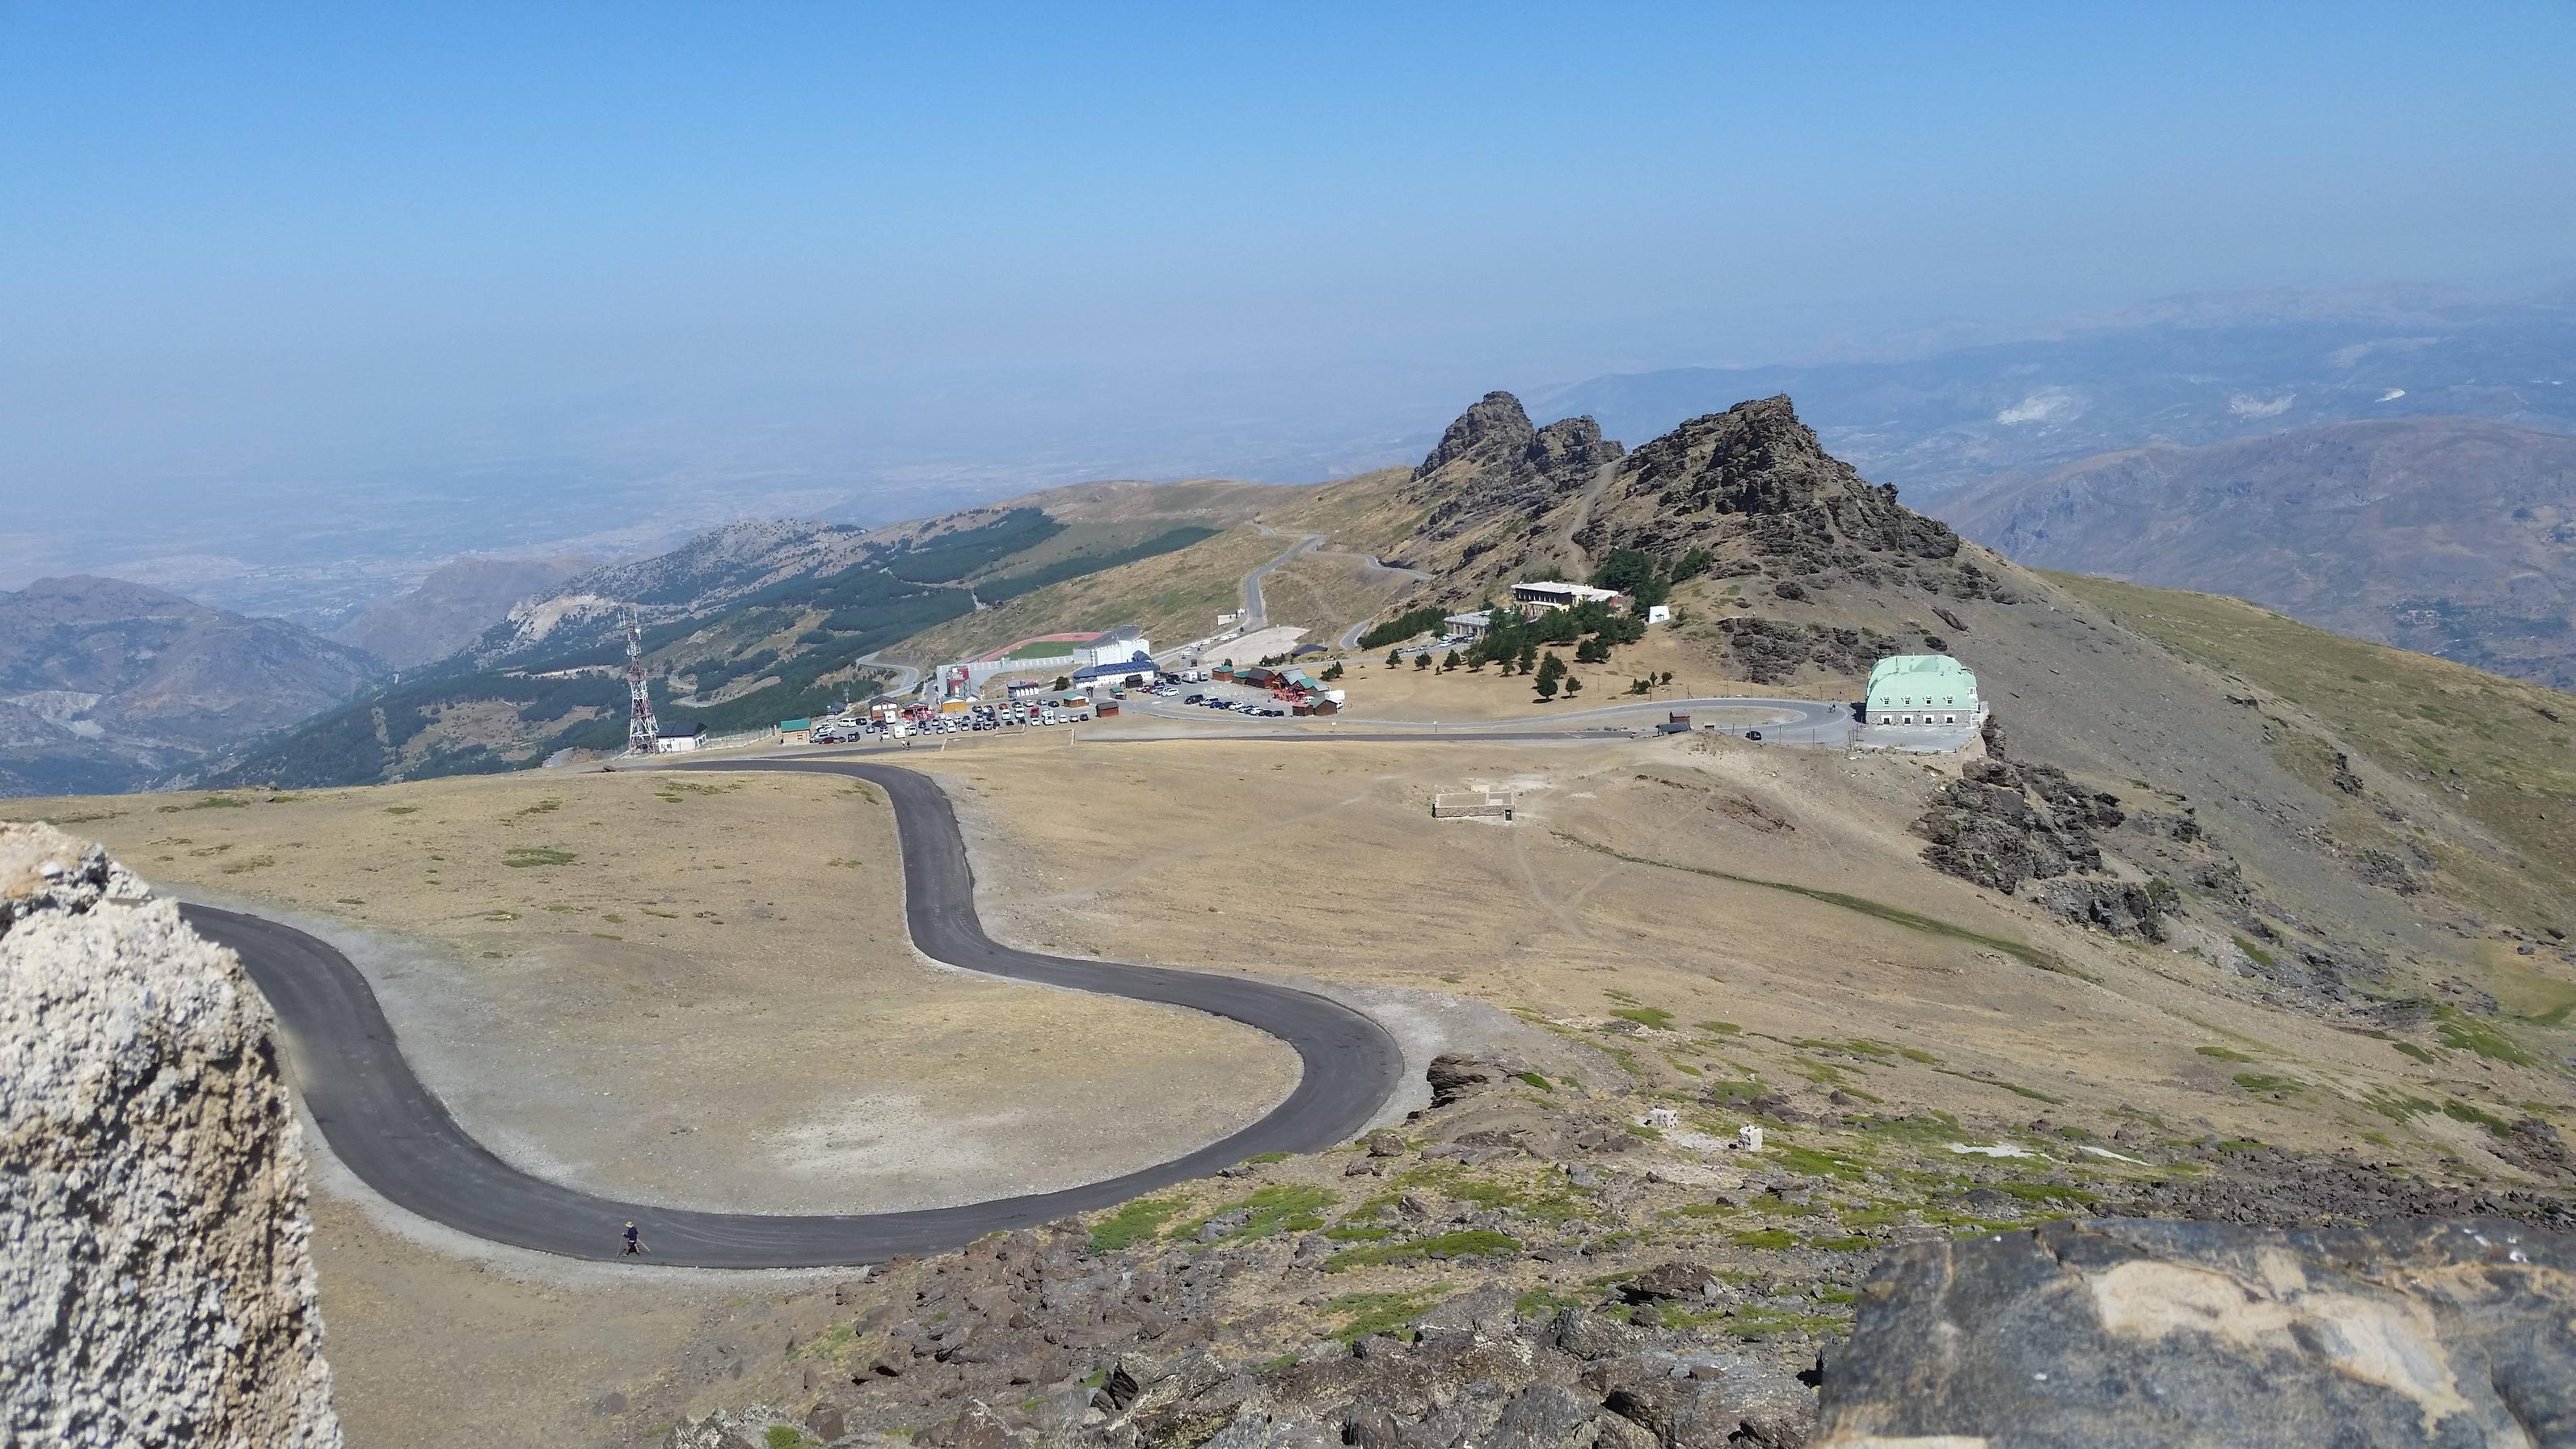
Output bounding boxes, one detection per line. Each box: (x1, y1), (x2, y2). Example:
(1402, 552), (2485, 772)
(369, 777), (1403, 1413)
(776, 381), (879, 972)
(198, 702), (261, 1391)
(9, 767), (1296, 1449)
(934, 732), (2564, 1172)
(15, 724), (2569, 1447)
(1305, 630), (1796, 723)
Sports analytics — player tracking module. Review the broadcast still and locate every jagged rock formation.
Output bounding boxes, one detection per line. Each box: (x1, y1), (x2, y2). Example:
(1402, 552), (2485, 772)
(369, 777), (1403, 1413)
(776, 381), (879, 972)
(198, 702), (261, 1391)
(1583, 398), (2004, 602)
(1388, 394), (2012, 618)
(1411, 392), (1624, 541)
(1, 823), (340, 1447)
(1389, 392), (1624, 594)
(1811, 1216), (2576, 1447)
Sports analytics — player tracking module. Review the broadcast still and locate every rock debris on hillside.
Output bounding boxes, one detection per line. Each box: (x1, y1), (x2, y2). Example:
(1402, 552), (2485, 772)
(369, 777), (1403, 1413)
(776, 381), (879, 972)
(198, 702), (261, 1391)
(668, 1043), (2572, 1449)
(1810, 1216), (2576, 1447)
(1, 823), (341, 1448)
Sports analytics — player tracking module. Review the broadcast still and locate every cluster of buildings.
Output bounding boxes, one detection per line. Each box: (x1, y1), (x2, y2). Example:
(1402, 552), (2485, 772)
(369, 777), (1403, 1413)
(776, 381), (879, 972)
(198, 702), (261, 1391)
(1440, 579), (1672, 642)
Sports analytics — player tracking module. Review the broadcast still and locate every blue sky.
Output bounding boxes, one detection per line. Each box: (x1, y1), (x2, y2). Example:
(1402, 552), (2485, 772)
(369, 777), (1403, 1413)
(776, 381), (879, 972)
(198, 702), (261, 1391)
(5, 2), (2574, 512)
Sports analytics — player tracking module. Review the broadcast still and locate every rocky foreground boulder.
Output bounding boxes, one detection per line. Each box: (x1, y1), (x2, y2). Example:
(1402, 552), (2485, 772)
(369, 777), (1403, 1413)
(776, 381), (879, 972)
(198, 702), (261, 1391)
(1812, 1215), (2574, 1447)
(0, 823), (341, 1447)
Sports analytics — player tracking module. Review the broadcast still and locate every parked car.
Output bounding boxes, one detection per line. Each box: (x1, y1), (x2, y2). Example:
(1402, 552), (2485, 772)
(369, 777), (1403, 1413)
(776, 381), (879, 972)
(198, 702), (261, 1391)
(1745, 730), (1762, 741)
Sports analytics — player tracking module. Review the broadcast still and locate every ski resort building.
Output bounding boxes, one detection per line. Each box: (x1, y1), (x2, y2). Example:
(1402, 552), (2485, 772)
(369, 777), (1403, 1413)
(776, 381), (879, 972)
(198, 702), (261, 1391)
(1865, 655), (1979, 726)
(1511, 581), (1625, 613)
(1075, 626), (1153, 667)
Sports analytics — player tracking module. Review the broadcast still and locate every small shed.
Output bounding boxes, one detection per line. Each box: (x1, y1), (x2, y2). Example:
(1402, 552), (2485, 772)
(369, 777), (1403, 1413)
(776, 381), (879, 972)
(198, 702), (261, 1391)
(656, 722), (707, 753)
(777, 717), (814, 743)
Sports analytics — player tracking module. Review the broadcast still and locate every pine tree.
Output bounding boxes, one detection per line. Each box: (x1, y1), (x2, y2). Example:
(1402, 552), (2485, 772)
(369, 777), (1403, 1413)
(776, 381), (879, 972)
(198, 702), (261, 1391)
(1443, 650), (1461, 672)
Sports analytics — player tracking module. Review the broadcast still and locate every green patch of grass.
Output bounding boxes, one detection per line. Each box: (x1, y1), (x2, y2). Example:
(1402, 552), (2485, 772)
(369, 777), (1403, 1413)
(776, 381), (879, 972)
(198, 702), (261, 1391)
(515, 797), (563, 816)
(766, 1428), (810, 1449)
(1515, 1072), (1554, 1092)
(1244, 1151), (1292, 1165)
(1930, 1067), (2064, 1105)
(1701, 1077), (1769, 1104)
(2362, 1089), (2437, 1123)
(2232, 1072), (2301, 1093)
(1663, 1055), (1705, 1076)
(1610, 1006), (1676, 1030)
(1088, 1195), (1187, 1251)
(1805, 1234), (1873, 1251)
(1728, 1306), (1848, 1337)
(1770, 1144), (1868, 1182)
(1625, 1123), (1663, 1140)
(1323, 1230), (1520, 1272)
(1986, 1181), (2098, 1206)
(1557, 832), (2068, 973)
(1252, 1353), (1301, 1374)
(1515, 1286), (1586, 1317)
(2231, 935), (2277, 969)
(503, 845), (577, 868)
(2194, 1045), (2258, 1062)
(1323, 1224), (1394, 1242)
(155, 794), (251, 813)
(1728, 1228), (1798, 1249)
(2432, 1007), (2536, 1066)
(1325, 1287), (1451, 1342)
(1697, 1020), (1742, 1035)
(1183, 1185), (1336, 1244)
(2442, 1099), (2517, 1138)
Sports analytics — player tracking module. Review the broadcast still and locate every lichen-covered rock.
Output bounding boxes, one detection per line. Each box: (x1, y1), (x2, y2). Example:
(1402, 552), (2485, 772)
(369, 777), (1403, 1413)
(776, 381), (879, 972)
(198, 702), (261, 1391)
(1, 823), (341, 1447)
(1811, 1216), (2575, 1448)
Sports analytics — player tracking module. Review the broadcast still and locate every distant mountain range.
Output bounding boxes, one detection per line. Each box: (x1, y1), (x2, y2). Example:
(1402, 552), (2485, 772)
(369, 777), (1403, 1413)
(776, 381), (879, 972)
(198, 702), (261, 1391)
(201, 481), (1286, 790)
(331, 556), (592, 669)
(0, 577), (383, 795)
(1936, 415), (2576, 688)
(1533, 287), (2576, 495)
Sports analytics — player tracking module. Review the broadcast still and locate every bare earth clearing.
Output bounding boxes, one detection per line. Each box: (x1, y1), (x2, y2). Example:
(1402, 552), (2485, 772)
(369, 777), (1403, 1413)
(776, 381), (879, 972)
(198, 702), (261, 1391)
(10, 769), (1295, 1449)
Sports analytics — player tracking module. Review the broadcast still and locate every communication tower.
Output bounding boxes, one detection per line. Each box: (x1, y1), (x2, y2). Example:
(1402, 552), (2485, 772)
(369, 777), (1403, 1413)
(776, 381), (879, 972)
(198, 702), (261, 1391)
(625, 619), (660, 755)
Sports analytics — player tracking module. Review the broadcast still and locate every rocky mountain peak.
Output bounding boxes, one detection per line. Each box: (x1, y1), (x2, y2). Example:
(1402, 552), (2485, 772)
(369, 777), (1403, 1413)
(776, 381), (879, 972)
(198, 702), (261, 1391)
(1414, 391), (1539, 480)
(1601, 394), (1966, 567)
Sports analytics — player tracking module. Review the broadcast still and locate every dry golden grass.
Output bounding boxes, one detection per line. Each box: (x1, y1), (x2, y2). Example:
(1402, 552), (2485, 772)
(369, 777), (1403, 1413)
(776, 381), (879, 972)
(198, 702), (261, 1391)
(10, 769), (1296, 1214)
(940, 733), (2568, 1173)
(896, 524), (1294, 663)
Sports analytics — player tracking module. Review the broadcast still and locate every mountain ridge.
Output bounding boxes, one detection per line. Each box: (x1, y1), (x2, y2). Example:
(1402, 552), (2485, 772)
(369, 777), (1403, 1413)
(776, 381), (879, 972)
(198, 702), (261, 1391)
(1937, 415), (2576, 687)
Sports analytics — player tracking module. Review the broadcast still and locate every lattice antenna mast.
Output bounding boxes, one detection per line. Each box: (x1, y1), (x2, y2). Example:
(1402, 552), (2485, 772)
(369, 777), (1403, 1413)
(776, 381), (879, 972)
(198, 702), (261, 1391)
(625, 617), (660, 755)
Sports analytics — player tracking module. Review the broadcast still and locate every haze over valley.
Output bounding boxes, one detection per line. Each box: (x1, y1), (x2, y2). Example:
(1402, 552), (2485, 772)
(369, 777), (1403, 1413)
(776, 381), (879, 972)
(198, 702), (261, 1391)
(9, 8), (2576, 1449)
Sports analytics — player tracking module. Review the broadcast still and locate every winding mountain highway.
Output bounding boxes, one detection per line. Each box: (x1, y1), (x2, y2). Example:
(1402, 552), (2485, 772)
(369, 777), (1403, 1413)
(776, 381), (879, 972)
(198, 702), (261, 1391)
(179, 758), (1404, 1269)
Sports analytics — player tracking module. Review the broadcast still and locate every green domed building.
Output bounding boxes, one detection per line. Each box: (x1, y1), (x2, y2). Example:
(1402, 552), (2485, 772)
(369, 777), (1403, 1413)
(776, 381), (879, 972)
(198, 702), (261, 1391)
(1865, 655), (1979, 726)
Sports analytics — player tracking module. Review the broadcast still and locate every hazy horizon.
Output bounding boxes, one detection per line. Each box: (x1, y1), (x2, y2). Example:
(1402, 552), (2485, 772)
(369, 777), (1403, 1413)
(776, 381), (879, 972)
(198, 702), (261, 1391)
(6, 3), (2574, 614)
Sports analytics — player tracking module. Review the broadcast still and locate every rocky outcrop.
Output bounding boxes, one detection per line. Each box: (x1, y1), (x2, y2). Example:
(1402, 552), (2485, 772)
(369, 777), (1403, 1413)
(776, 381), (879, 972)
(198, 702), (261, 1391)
(1409, 393), (1623, 545)
(1, 823), (340, 1447)
(1586, 398), (2005, 603)
(1811, 1216), (2576, 1448)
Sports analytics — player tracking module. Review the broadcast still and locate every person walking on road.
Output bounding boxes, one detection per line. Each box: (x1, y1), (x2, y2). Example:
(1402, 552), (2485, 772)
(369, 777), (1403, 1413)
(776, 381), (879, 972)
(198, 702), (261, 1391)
(622, 1220), (644, 1256)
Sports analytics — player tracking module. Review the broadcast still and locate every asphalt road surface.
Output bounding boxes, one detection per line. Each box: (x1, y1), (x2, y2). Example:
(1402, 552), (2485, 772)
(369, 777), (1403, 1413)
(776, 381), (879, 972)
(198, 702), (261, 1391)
(179, 758), (1404, 1269)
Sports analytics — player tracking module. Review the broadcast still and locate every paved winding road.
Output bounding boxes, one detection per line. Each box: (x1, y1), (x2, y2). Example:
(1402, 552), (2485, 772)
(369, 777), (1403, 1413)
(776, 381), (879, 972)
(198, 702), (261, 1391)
(180, 758), (1403, 1269)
